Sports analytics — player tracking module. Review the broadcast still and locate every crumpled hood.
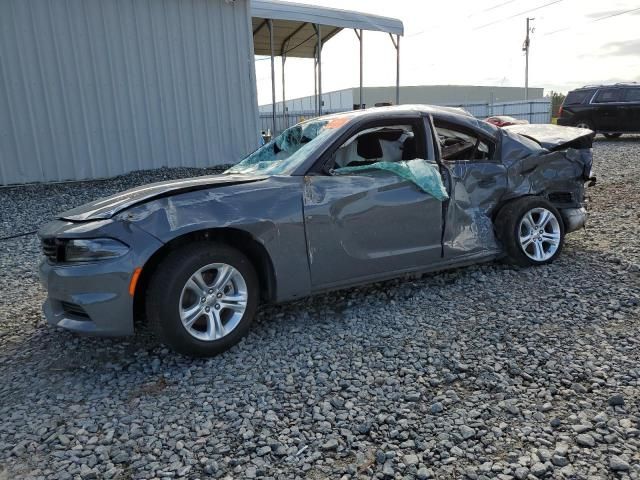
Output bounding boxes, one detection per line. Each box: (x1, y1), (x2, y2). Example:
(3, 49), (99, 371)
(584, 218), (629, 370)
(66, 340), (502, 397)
(504, 124), (595, 151)
(60, 174), (267, 221)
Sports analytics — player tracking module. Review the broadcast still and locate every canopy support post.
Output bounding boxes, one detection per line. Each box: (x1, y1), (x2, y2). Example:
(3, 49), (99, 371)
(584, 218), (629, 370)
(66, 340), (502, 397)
(390, 33), (400, 105)
(281, 55), (286, 129)
(354, 29), (363, 109)
(314, 24), (322, 116)
(279, 23), (308, 129)
(268, 19), (276, 135)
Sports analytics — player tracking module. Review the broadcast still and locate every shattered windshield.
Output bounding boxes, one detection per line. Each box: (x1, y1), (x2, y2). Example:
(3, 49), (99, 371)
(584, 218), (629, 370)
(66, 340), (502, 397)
(226, 119), (336, 175)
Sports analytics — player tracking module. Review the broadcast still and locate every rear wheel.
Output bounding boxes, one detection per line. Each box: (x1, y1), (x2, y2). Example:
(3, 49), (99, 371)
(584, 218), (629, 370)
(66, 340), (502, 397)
(496, 197), (565, 267)
(603, 133), (622, 139)
(146, 242), (259, 356)
(574, 120), (593, 131)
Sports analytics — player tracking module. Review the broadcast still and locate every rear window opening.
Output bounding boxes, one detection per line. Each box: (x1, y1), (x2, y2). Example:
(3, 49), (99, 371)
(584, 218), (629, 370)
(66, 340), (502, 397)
(564, 89), (596, 105)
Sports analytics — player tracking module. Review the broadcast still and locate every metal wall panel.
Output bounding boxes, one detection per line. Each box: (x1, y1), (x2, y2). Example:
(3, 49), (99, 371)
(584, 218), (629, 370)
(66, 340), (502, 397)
(0, 0), (259, 184)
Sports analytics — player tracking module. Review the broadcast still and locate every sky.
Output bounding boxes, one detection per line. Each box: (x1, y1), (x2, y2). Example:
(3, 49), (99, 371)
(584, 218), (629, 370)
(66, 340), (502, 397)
(254, 0), (640, 105)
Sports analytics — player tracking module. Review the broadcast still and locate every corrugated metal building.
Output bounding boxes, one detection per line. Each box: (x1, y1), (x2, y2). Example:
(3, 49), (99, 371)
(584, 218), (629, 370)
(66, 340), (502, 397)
(0, 0), (259, 185)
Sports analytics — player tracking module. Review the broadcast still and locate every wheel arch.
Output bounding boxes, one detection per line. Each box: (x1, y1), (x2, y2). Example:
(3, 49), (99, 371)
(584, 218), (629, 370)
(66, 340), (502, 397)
(492, 194), (538, 223)
(492, 193), (570, 226)
(132, 228), (277, 324)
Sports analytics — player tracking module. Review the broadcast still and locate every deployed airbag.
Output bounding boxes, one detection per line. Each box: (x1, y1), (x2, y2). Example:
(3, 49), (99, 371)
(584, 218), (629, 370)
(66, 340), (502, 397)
(333, 160), (449, 201)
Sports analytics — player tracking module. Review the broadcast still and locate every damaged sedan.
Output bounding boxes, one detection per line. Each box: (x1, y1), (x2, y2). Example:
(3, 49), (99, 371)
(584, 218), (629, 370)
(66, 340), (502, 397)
(38, 106), (595, 356)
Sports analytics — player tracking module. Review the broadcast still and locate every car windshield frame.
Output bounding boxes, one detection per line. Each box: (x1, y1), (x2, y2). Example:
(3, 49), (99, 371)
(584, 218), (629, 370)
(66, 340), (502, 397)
(225, 117), (349, 176)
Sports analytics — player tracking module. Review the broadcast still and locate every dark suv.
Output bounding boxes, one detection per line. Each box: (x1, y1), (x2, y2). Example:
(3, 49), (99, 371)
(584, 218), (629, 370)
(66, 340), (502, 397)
(557, 83), (640, 138)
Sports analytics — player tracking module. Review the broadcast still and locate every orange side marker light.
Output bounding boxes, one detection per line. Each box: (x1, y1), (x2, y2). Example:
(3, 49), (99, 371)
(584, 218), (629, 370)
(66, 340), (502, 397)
(129, 267), (143, 296)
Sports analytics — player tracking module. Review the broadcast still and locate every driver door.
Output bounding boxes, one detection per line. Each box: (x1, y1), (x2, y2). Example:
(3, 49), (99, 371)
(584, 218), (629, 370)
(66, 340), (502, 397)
(302, 117), (444, 289)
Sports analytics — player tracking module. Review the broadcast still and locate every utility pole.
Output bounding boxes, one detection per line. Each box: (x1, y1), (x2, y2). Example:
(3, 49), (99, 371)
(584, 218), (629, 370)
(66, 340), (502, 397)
(523, 17), (534, 101)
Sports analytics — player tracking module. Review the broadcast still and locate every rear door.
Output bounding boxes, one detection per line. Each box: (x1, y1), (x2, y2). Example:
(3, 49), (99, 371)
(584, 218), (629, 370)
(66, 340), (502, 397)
(591, 88), (625, 131)
(622, 87), (640, 131)
(433, 119), (507, 257)
(302, 116), (444, 288)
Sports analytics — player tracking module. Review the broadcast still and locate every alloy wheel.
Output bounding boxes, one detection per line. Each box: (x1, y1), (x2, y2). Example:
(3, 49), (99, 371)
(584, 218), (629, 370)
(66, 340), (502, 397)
(178, 263), (248, 341)
(518, 207), (561, 262)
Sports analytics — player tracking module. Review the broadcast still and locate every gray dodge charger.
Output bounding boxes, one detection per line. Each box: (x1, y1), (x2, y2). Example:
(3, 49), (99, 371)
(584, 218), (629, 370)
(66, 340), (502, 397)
(39, 105), (595, 356)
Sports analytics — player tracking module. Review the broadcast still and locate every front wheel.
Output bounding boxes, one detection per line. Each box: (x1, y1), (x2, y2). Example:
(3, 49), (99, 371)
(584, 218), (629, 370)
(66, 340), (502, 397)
(495, 197), (565, 267)
(146, 242), (259, 356)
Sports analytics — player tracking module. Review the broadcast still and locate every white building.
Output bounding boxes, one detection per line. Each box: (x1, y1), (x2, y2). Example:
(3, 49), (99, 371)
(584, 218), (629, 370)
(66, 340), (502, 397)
(259, 85), (545, 113)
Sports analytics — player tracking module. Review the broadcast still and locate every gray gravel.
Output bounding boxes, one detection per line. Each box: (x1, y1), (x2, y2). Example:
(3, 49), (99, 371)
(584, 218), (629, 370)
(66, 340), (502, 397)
(1, 138), (639, 479)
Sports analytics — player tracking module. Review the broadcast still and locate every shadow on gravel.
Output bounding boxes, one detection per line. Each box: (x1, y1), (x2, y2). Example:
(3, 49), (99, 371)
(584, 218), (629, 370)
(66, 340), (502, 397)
(594, 134), (640, 143)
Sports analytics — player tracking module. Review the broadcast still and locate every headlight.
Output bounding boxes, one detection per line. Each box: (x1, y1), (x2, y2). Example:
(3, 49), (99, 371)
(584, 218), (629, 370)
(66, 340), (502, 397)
(63, 238), (129, 262)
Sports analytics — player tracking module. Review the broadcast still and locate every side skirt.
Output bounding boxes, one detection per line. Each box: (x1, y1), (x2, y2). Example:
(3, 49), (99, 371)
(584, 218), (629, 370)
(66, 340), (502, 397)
(308, 249), (503, 297)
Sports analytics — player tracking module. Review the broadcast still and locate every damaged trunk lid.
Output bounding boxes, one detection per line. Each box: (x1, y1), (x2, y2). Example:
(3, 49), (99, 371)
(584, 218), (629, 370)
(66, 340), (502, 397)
(498, 124), (595, 206)
(504, 124), (595, 151)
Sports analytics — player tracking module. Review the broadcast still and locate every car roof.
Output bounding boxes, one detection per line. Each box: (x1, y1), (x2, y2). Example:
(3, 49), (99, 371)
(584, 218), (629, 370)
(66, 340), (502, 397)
(320, 104), (499, 138)
(323, 104), (473, 120)
(573, 82), (639, 91)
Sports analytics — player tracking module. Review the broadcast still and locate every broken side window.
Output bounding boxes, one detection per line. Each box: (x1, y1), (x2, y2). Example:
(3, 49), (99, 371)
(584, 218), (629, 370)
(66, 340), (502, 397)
(333, 159), (449, 201)
(327, 121), (448, 201)
(434, 121), (493, 162)
(331, 124), (424, 169)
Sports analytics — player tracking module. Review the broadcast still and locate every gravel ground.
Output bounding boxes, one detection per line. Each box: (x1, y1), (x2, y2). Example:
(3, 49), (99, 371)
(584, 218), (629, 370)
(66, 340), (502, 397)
(1, 138), (639, 480)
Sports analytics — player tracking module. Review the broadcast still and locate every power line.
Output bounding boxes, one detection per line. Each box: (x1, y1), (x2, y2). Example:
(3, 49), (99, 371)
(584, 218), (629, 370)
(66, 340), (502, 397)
(407, 0), (524, 38)
(476, 0), (520, 15)
(472, 0), (564, 31)
(541, 6), (640, 36)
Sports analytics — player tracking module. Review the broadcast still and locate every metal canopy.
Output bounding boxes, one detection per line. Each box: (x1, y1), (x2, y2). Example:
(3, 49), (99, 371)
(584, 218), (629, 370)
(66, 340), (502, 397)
(252, 0), (404, 135)
(252, 0), (403, 58)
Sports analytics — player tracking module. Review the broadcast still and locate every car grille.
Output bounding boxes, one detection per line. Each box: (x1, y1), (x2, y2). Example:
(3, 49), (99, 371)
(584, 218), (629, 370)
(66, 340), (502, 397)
(41, 237), (61, 262)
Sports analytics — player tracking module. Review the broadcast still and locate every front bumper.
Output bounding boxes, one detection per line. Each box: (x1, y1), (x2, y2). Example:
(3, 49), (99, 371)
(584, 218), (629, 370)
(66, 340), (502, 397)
(40, 258), (136, 336)
(38, 219), (164, 336)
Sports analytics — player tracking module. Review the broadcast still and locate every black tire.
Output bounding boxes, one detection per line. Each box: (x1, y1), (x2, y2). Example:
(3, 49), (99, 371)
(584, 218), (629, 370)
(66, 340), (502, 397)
(603, 133), (622, 139)
(146, 241), (259, 357)
(495, 196), (565, 267)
